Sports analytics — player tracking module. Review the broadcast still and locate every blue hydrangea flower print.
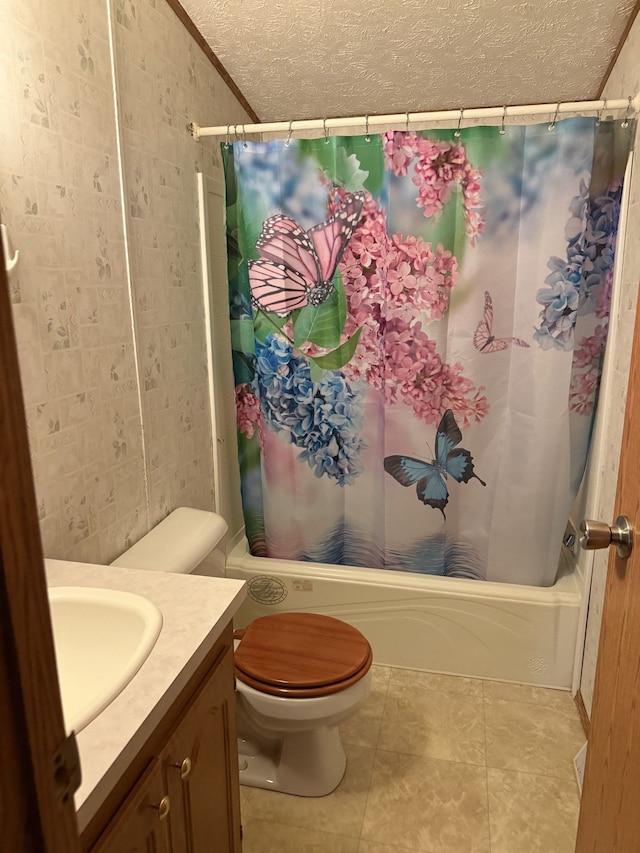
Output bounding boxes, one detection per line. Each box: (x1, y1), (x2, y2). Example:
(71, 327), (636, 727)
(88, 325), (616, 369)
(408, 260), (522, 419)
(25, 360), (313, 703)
(233, 141), (329, 228)
(535, 177), (622, 351)
(254, 334), (366, 485)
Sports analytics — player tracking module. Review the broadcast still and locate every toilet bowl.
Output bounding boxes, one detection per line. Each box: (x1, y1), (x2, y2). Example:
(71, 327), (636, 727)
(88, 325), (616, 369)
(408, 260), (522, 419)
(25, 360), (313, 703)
(112, 509), (373, 797)
(234, 612), (372, 796)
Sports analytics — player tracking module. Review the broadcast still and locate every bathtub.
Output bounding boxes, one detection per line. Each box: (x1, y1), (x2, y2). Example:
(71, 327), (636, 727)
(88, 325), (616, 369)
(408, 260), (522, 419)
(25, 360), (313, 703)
(225, 538), (582, 689)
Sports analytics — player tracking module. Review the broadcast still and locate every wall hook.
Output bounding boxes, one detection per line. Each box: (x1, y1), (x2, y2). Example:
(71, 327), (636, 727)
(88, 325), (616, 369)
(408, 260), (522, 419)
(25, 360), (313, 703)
(1, 224), (19, 273)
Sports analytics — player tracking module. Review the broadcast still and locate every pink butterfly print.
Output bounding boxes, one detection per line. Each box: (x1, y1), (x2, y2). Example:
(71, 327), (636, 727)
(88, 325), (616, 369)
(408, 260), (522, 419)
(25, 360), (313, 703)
(473, 291), (530, 353)
(248, 192), (365, 317)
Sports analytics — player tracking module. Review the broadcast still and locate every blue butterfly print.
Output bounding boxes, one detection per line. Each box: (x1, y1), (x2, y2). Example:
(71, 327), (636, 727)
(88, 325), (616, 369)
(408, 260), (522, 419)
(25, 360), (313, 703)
(384, 409), (486, 518)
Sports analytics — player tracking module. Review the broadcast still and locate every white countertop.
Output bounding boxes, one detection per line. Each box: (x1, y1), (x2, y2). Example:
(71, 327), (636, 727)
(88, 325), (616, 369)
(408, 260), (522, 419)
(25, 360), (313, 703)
(45, 559), (246, 833)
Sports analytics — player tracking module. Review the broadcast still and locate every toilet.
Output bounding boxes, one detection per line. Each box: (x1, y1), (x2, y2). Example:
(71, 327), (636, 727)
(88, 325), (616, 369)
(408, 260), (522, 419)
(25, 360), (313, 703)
(112, 507), (373, 797)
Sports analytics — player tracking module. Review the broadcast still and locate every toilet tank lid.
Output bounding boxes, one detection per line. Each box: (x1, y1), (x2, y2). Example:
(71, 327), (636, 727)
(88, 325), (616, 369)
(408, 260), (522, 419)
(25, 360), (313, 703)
(110, 507), (228, 574)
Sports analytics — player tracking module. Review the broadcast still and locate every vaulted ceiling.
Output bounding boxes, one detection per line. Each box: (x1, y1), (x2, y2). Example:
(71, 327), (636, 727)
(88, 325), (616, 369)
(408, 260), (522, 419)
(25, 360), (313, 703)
(182, 0), (637, 123)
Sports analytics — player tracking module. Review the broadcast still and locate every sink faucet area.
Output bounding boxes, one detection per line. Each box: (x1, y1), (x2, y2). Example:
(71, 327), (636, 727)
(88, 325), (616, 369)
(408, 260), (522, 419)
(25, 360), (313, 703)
(48, 586), (163, 733)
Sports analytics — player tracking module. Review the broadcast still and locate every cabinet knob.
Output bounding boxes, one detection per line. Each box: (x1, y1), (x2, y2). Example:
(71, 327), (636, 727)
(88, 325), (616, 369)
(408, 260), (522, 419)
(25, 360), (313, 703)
(151, 795), (170, 821)
(170, 756), (192, 780)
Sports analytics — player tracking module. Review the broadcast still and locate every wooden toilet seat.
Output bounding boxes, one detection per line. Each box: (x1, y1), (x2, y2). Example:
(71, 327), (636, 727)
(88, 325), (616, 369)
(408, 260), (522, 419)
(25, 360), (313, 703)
(234, 612), (373, 698)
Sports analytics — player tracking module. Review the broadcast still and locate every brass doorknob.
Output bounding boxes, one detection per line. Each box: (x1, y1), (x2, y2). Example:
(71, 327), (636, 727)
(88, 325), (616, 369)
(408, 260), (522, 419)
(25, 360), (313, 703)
(579, 516), (633, 558)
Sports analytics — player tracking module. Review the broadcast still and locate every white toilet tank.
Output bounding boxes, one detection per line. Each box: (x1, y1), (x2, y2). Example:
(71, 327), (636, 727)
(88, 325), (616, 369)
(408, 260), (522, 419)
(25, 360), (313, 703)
(111, 507), (228, 577)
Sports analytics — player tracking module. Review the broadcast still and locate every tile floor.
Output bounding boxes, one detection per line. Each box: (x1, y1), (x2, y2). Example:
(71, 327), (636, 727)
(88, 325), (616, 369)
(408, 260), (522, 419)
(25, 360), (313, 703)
(239, 665), (585, 853)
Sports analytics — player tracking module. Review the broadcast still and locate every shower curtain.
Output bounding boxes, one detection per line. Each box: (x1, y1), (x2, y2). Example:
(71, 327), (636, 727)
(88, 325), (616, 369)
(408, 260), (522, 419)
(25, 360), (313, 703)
(222, 117), (631, 586)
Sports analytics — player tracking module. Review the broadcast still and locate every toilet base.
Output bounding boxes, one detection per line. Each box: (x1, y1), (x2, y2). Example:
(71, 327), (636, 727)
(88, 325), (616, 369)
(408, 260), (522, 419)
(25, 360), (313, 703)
(237, 726), (347, 797)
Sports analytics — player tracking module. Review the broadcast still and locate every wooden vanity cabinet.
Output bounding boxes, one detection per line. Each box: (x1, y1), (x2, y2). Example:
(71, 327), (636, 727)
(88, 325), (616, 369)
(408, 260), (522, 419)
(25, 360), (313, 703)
(90, 760), (172, 853)
(88, 624), (242, 853)
(163, 646), (240, 853)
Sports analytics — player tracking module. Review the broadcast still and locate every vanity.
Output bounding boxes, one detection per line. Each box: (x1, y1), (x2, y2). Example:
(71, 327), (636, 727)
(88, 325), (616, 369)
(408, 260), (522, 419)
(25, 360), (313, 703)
(45, 559), (246, 853)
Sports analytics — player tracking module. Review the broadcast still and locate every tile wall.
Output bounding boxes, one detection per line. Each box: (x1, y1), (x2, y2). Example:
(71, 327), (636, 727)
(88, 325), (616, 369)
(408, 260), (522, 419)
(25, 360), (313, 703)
(0, 0), (249, 563)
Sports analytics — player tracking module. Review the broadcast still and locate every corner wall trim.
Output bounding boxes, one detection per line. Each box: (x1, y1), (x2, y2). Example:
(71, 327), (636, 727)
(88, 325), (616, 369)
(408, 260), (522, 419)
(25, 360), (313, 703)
(597, 0), (640, 98)
(575, 689), (590, 738)
(163, 0), (260, 123)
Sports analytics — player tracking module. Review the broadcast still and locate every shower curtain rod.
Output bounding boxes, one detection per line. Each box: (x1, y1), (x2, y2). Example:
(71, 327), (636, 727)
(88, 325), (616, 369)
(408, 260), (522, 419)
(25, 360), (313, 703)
(189, 95), (640, 140)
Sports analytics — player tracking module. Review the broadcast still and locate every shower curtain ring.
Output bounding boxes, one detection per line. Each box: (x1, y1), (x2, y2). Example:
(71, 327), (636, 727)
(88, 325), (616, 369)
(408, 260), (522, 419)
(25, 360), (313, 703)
(365, 114), (371, 142)
(224, 124), (230, 148)
(499, 105), (507, 135)
(285, 120), (293, 147)
(596, 99), (607, 126)
(405, 111), (410, 134)
(234, 124), (240, 147)
(622, 95), (632, 128)
(323, 118), (330, 144)
(242, 123), (248, 149)
(548, 103), (560, 131)
(454, 108), (463, 138)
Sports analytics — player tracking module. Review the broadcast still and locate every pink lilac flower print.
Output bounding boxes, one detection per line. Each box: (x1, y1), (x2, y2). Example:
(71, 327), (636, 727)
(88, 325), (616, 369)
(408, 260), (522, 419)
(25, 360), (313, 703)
(384, 317), (488, 428)
(328, 188), (488, 429)
(235, 383), (265, 446)
(382, 131), (485, 243)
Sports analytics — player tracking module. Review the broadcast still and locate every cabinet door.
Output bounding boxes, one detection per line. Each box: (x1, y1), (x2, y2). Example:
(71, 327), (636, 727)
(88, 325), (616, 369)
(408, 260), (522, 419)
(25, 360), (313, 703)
(92, 760), (172, 853)
(164, 647), (242, 853)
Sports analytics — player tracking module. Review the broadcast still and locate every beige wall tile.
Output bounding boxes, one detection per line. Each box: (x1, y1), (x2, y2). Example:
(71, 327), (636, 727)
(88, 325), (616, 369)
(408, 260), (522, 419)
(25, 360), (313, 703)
(2, 0), (250, 565)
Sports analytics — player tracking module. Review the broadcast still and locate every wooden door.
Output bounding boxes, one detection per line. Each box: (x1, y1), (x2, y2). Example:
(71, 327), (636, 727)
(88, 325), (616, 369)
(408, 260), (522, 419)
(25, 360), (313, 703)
(91, 761), (172, 853)
(164, 646), (242, 853)
(0, 229), (81, 851)
(576, 289), (640, 852)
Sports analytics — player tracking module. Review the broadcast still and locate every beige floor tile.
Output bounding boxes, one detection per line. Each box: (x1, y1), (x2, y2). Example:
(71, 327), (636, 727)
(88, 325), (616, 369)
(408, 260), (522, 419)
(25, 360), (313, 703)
(361, 751), (490, 852)
(239, 783), (253, 812)
(370, 664), (392, 687)
(242, 743), (375, 838)
(242, 817), (360, 852)
(378, 683), (486, 765)
(482, 680), (579, 716)
(484, 697), (584, 778)
(387, 667), (483, 696)
(341, 666), (389, 749)
(487, 767), (579, 853)
(358, 842), (427, 852)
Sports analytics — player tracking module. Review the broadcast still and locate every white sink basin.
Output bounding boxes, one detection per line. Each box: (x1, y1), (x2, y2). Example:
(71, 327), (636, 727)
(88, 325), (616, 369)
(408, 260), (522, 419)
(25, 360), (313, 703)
(48, 587), (163, 733)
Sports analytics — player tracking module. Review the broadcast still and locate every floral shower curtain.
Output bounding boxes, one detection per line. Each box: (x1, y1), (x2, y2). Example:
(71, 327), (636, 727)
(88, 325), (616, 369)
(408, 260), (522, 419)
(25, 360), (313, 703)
(223, 117), (631, 587)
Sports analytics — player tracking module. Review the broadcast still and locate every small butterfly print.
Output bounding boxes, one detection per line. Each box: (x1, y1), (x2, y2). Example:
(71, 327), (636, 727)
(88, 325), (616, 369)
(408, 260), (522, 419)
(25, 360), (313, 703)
(384, 409), (486, 518)
(248, 192), (365, 317)
(473, 291), (530, 353)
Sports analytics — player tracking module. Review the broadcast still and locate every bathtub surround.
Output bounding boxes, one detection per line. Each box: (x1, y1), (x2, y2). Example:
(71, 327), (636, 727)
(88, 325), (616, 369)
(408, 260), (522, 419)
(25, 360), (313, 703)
(228, 542), (582, 688)
(0, 0), (250, 564)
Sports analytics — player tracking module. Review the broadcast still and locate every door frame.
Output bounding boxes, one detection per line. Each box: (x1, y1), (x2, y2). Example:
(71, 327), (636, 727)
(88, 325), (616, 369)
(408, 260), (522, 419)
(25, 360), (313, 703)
(0, 234), (81, 851)
(575, 282), (640, 849)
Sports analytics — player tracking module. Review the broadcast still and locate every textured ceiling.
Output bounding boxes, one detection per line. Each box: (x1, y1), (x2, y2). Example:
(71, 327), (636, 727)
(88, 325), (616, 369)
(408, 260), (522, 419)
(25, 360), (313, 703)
(181, 0), (637, 122)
